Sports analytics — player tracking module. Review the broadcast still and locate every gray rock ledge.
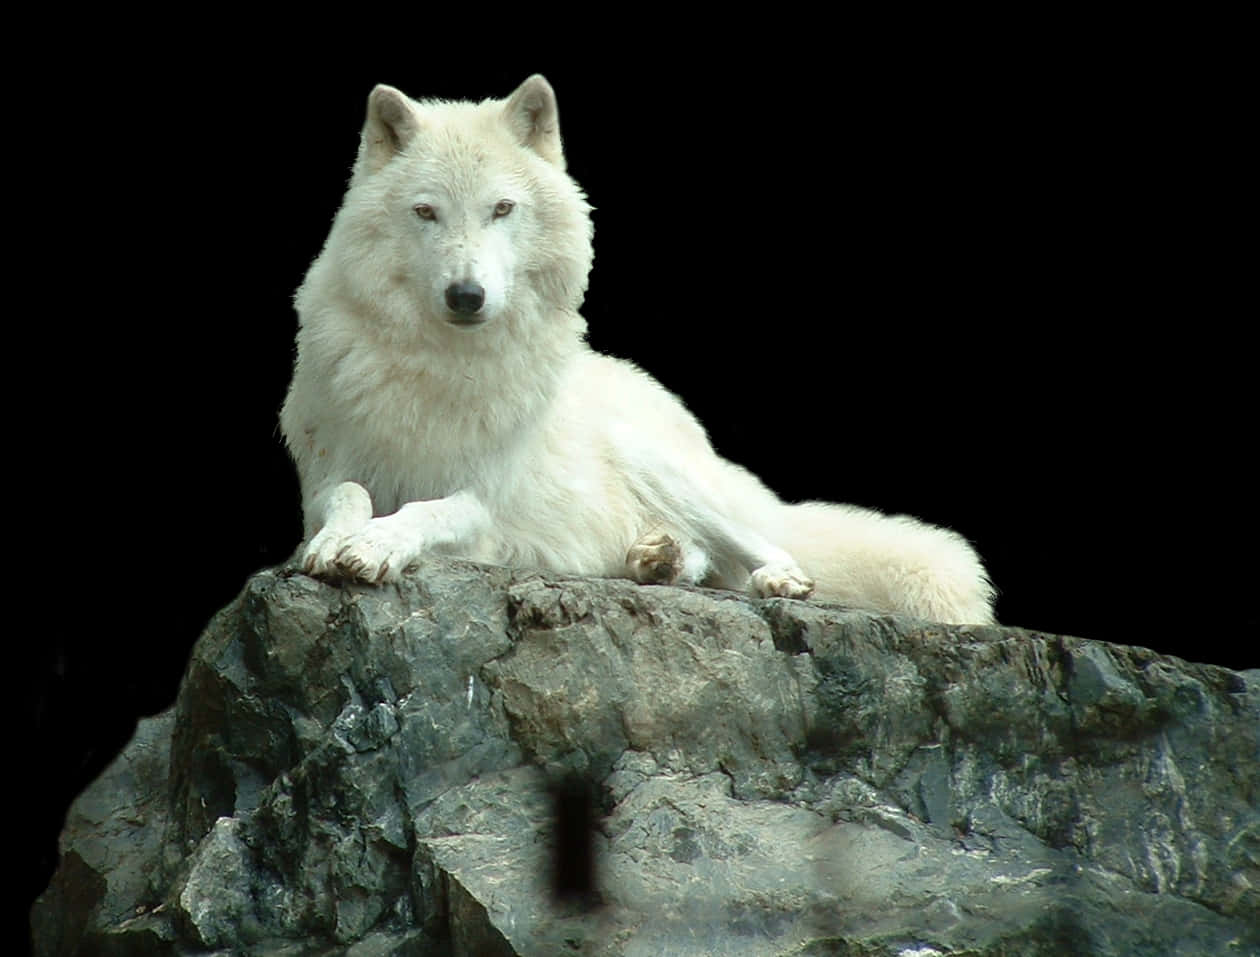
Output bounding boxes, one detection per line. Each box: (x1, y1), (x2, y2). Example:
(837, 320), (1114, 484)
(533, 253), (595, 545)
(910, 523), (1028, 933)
(31, 559), (1260, 955)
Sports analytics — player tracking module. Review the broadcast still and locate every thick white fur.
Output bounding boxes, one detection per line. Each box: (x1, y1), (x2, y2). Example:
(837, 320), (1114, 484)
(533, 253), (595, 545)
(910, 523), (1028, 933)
(281, 76), (996, 624)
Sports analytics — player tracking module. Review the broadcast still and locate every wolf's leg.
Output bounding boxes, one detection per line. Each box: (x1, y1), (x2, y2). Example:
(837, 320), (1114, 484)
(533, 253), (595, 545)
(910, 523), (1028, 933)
(625, 530), (710, 585)
(687, 503), (815, 598)
(336, 491), (491, 583)
(303, 482), (491, 584)
(635, 467), (814, 599)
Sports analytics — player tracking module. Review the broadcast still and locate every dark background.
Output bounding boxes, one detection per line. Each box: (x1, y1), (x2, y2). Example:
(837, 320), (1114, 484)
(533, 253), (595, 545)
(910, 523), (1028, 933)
(24, 19), (1251, 943)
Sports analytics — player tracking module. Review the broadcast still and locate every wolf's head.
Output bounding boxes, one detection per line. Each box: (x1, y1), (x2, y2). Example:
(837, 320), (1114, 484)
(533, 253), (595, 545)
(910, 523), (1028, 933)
(302, 76), (594, 346)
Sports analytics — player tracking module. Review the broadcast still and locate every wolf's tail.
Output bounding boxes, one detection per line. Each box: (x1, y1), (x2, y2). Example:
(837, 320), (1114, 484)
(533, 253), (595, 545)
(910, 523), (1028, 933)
(777, 501), (996, 625)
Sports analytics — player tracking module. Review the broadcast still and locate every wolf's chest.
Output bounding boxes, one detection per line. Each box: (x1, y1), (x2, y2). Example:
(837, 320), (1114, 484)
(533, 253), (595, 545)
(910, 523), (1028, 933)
(323, 353), (547, 501)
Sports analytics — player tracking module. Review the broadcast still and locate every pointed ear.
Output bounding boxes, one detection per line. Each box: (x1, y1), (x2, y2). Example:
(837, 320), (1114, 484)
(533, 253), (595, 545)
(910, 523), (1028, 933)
(503, 74), (564, 167)
(359, 84), (420, 173)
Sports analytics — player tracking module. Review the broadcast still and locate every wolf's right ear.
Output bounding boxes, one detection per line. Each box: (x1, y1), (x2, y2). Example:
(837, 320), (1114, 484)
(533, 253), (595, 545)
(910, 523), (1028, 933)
(359, 85), (420, 173)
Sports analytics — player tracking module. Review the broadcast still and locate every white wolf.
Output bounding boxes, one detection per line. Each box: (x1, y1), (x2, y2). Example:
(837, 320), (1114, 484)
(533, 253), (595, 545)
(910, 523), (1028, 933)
(281, 75), (995, 624)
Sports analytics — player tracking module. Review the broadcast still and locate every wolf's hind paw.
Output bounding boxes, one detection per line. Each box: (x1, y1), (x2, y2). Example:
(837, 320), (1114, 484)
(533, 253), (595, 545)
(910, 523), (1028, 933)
(626, 532), (685, 585)
(750, 563), (815, 600)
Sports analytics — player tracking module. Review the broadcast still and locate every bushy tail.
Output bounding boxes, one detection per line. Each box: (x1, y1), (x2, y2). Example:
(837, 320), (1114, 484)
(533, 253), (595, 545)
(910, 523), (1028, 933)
(779, 501), (996, 625)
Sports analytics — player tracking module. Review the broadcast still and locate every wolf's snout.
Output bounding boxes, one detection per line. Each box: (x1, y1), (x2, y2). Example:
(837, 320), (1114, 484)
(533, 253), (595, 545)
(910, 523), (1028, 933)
(445, 281), (486, 317)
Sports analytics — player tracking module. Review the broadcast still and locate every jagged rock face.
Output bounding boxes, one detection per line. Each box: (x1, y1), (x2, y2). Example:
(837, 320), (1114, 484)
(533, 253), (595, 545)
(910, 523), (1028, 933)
(31, 560), (1260, 955)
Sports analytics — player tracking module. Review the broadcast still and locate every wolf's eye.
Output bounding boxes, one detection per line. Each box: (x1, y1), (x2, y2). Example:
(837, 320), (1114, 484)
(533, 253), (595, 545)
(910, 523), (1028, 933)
(414, 204), (436, 221)
(493, 200), (515, 219)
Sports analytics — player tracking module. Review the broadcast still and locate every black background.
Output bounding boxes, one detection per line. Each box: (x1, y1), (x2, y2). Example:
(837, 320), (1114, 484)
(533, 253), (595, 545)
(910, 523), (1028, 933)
(23, 19), (1253, 944)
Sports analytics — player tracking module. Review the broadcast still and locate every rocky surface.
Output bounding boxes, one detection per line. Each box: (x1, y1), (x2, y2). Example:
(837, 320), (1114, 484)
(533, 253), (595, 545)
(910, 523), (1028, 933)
(31, 558), (1260, 955)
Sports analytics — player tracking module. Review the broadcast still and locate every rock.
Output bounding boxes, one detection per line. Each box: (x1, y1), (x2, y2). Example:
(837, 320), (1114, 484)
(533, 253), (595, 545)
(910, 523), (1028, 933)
(31, 558), (1260, 955)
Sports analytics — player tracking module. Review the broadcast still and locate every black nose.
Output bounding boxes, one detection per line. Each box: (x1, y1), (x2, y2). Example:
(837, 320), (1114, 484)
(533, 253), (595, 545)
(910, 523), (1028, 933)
(445, 281), (485, 316)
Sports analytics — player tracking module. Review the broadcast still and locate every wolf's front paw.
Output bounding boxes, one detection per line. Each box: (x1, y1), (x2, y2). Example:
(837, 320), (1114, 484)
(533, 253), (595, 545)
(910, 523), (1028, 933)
(626, 532), (685, 584)
(302, 518), (416, 584)
(303, 526), (350, 579)
(331, 520), (418, 584)
(750, 563), (815, 600)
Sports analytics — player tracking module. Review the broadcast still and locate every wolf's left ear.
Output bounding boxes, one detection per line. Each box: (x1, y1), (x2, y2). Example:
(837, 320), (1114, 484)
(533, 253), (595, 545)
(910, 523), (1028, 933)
(503, 75), (564, 168)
